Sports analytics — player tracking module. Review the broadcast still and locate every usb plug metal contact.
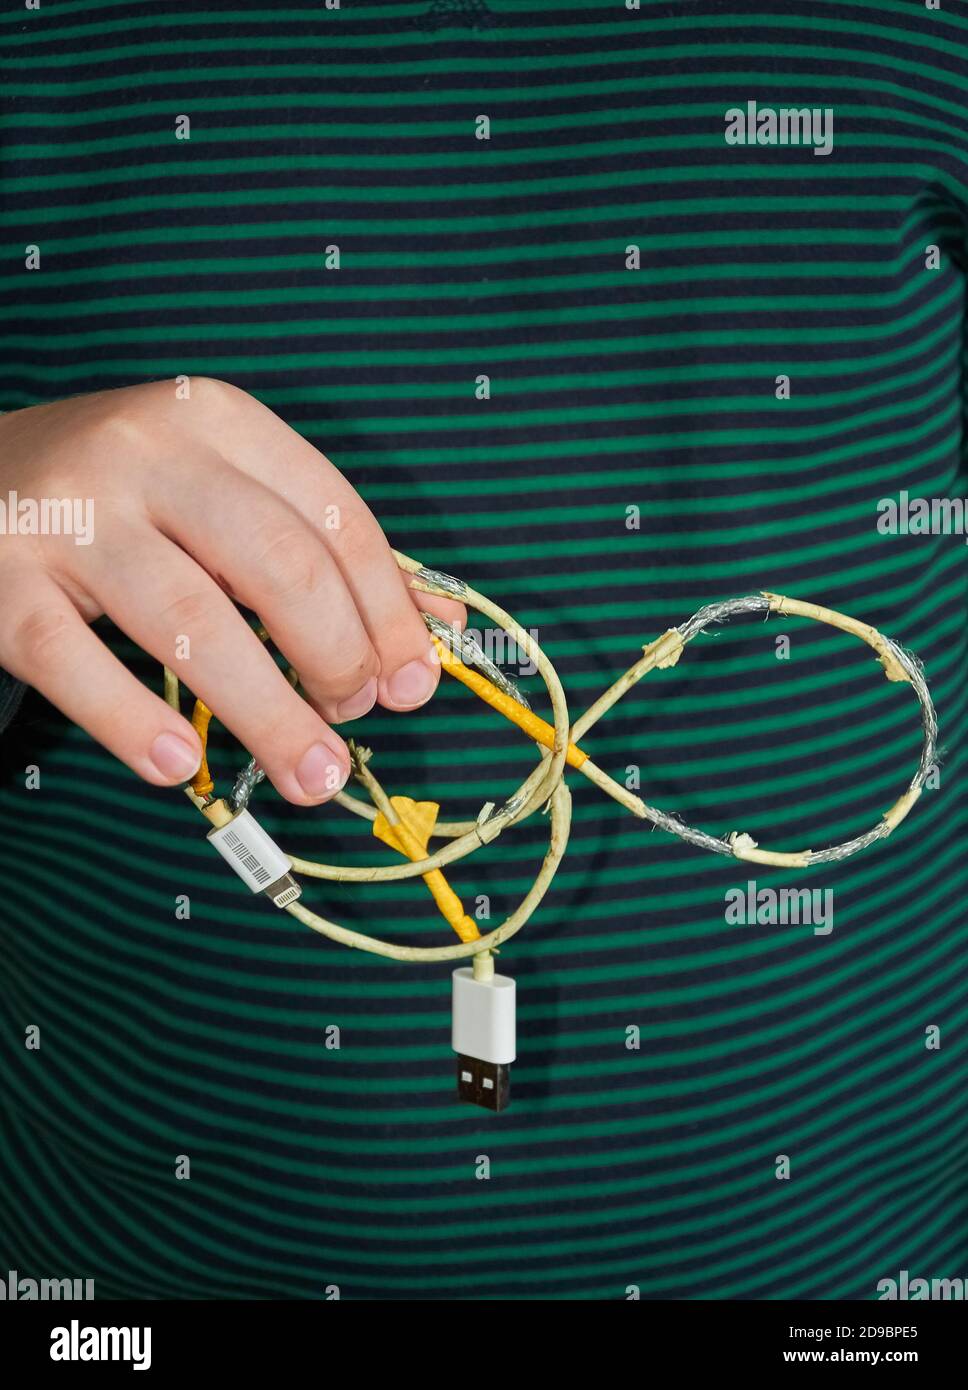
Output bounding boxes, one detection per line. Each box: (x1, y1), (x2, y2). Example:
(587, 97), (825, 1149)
(452, 965), (516, 1112)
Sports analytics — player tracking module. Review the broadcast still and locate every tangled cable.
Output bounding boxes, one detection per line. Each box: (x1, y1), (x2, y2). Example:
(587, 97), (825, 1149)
(163, 549), (937, 966)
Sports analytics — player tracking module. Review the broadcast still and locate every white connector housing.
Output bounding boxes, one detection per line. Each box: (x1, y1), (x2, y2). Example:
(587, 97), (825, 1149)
(207, 810), (292, 894)
(452, 967), (516, 1065)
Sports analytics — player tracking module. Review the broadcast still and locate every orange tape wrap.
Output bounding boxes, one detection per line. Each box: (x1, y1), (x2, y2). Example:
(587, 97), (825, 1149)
(190, 699), (215, 799)
(432, 638), (587, 768)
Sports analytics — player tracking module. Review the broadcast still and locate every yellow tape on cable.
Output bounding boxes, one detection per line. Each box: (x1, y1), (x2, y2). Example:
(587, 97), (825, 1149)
(373, 795), (481, 943)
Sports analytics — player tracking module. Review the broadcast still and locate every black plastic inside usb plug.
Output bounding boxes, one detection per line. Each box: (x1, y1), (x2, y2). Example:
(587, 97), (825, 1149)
(456, 1055), (510, 1111)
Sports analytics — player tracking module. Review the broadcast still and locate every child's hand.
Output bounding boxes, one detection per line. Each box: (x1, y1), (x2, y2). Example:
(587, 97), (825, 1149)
(0, 379), (467, 804)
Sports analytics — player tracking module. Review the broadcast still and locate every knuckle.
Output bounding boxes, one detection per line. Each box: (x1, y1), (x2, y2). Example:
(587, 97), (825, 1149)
(331, 504), (378, 561)
(11, 606), (74, 670)
(89, 406), (146, 456)
(187, 376), (242, 411)
(305, 648), (375, 695)
(157, 588), (218, 640)
(250, 523), (323, 603)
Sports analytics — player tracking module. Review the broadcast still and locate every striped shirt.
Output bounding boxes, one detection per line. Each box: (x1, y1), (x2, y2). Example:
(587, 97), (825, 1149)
(0, 0), (966, 1299)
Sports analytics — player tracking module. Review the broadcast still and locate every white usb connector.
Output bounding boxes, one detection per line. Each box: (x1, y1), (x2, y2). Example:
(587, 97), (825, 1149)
(207, 809), (302, 908)
(452, 963), (516, 1111)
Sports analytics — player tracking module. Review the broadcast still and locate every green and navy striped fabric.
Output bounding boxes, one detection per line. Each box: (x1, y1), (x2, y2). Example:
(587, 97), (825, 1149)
(1, 0), (967, 1299)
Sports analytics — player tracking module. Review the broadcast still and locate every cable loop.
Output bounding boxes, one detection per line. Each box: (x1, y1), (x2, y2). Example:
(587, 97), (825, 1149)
(162, 552), (937, 962)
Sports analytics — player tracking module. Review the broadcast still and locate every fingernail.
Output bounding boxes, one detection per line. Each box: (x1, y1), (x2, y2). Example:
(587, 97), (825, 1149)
(335, 677), (377, 723)
(150, 732), (201, 782)
(296, 740), (349, 799)
(386, 654), (438, 708)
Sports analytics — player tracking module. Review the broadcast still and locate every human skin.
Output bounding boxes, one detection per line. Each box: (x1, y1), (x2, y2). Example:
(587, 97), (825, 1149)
(0, 377), (467, 805)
